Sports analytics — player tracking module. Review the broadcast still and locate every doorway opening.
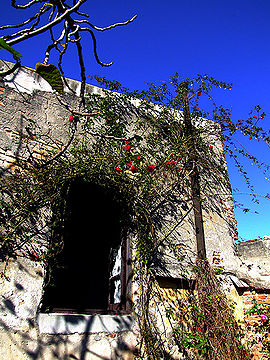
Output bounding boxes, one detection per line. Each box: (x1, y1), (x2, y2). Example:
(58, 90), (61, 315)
(41, 180), (131, 314)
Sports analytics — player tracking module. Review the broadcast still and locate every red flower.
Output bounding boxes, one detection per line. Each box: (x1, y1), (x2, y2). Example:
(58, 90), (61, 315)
(115, 167), (122, 173)
(147, 164), (155, 172)
(209, 145), (213, 150)
(197, 91), (202, 97)
(196, 327), (202, 332)
(253, 115), (257, 118)
(125, 162), (131, 167)
(130, 165), (137, 173)
(165, 161), (170, 166)
(249, 136), (252, 140)
(176, 167), (181, 172)
(124, 144), (131, 151)
(30, 250), (42, 262)
(69, 115), (75, 122)
(196, 107), (199, 111)
(135, 156), (141, 161)
(170, 160), (177, 165)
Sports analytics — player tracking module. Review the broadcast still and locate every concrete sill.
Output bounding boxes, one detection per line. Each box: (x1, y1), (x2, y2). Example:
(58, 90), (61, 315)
(37, 313), (135, 334)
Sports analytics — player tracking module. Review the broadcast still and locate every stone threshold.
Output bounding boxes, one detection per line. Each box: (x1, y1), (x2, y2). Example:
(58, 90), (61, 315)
(37, 313), (135, 334)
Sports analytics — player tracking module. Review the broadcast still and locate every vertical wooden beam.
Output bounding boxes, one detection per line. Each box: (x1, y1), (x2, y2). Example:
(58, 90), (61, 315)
(182, 88), (207, 259)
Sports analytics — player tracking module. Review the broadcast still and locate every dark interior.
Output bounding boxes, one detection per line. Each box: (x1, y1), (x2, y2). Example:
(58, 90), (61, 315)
(41, 181), (122, 313)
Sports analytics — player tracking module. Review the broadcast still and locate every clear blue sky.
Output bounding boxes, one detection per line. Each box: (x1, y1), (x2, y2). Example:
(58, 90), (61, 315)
(1, 0), (270, 241)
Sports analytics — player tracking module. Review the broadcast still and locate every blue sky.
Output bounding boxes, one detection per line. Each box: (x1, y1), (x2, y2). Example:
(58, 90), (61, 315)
(1, 0), (270, 240)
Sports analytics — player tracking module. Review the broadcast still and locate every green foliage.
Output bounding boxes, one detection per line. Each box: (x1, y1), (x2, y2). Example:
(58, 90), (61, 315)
(35, 63), (64, 94)
(92, 73), (270, 202)
(181, 331), (209, 357)
(0, 37), (22, 61)
(1, 72), (269, 359)
(245, 299), (270, 357)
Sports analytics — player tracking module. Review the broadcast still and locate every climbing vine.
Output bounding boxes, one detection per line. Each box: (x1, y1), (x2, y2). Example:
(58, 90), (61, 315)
(245, 298), (270, 358)
(0, 73), (270, 358)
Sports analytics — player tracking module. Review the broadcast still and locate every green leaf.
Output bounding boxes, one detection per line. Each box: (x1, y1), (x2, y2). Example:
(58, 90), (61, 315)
(0, 37), (22, 61)
(35, 63), (64, 94)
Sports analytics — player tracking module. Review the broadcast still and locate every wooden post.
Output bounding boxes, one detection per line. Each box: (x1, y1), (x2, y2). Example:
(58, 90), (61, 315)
(182, 88), (207, 259)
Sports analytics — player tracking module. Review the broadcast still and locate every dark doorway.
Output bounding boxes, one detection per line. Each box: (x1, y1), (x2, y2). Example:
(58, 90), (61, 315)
(41, 181), (129, 314)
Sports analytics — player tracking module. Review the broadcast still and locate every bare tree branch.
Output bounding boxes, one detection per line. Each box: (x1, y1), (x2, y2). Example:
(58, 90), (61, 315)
(44, 22), (68, 64)
(55, 92), (99, 116)
(11, 0), (45, 9)
(36, 126), (76, 169)
(74, 14), (138, 31)
(1, 0), (137, 100)
(7, 0), (87, 46)
(2, 5), (52, 40)
(0, 60), (21, 77)
(79, 27), (113, 67)
(68, 24), (80, 40)
(0, 7), (49, 31)
(74, 32), (86, 100)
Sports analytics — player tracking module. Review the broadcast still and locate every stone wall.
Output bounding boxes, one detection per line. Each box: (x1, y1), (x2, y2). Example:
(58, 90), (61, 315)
(242, 289), (270, 360)
(233, 238), (270, 359)
(0, 60), (139, 360)
(0, 60), (242, 273)
(0, 60), (269, 359)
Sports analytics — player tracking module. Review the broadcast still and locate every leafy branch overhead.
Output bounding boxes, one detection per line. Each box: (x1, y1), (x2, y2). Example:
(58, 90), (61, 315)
(35, 62), (64, 94)
(0, 37), (22, 61)
(0, 0), (137, 97)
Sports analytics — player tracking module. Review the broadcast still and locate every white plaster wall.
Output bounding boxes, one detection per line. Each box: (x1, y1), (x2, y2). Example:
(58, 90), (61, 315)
(2, 59), (104, 97)
(0, 60), (259, 360)
(0, 259), (44, 331)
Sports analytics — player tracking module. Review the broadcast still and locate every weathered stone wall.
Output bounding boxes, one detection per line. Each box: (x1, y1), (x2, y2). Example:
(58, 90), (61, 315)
(0, 60), (269, 359)
(241, 289), (270, 360)
(0, 60), (139, 360)
(236, 237), (270, 289)
(0, 60), (242, 271)
(225, 239), (270, 359)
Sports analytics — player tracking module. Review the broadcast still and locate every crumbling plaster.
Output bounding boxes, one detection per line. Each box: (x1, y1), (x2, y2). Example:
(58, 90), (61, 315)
(0, 60), (243, 273)
(236, 237), (270, 289)
(0, 60), (269, 359)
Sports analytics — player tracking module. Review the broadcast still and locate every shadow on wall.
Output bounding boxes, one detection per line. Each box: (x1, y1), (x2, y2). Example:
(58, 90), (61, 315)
(0, 251), (136, 360)
(0, 282), (138, 360)
(0, 63), (240, 360)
